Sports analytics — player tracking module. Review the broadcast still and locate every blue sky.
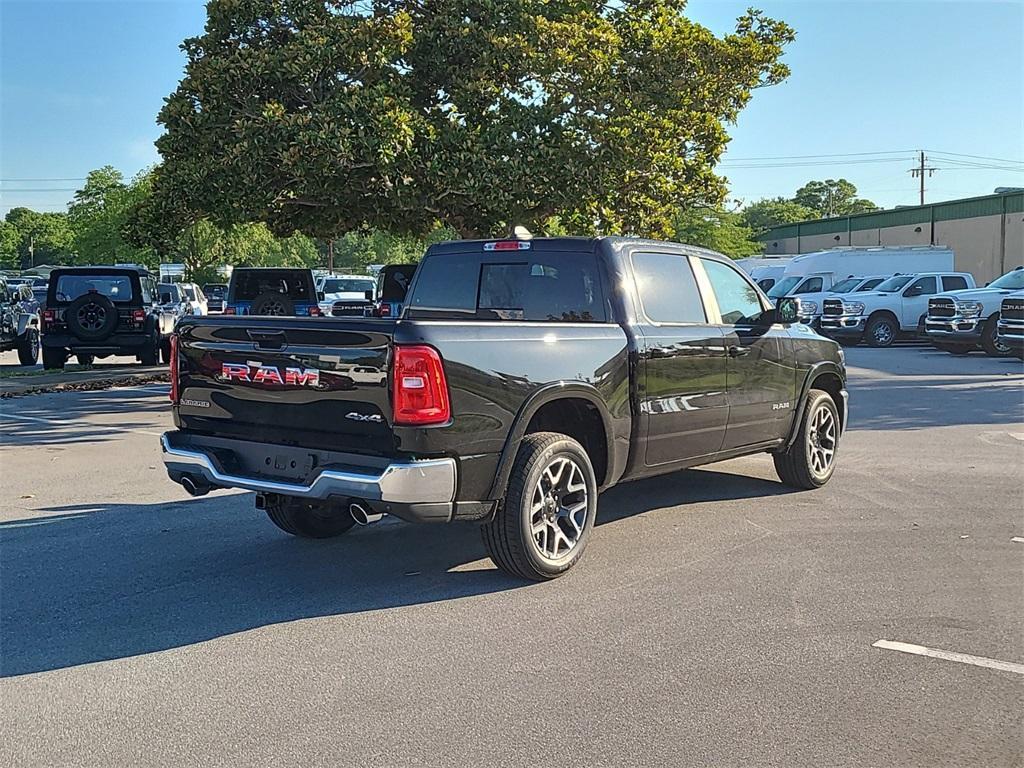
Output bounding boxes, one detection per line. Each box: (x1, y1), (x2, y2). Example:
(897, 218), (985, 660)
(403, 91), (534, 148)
(1, 0), (1021, 217)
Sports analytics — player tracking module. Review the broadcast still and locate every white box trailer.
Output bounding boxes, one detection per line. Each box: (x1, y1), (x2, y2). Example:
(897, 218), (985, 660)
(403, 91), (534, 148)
(766, 246), (957, 325)
(734, 255), (793, 291)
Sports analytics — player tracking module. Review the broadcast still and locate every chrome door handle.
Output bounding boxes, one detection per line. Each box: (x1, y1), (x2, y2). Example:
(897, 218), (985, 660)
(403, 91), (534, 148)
(728, 345), (750, 357)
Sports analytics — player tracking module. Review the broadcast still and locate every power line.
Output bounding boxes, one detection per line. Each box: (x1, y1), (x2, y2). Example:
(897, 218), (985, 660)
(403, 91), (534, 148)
(0, 177), (87, 182)
(927, 150), (1024, 165)
(721, 149), (916, 161)
(0, 188), (78, 192)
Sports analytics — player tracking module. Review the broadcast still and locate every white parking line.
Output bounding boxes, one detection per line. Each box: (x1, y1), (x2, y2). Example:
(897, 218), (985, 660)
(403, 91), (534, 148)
(1012, 537), (1024, 544)
(0, 411), (164, 437)
(873, 639), (1024, 675)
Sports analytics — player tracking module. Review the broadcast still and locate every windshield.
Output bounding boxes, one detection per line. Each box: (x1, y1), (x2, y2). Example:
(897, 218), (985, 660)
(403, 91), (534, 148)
(875, 275), (915, 292)
(767, 276), (801, 298)
(829, 278), (861, 294)
(323, 278), (374, 294)
(204, 284), (227, 298)
(229, 269), (315, 301)
(857, 278), (885, 291)
(989, 270), (1024, 290)
(158, 283), (181, 302)
(55, 274), (134, 302)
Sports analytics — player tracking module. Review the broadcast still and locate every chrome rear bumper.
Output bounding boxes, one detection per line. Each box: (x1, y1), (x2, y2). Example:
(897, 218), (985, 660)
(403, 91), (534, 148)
(160, 432), (456, 504)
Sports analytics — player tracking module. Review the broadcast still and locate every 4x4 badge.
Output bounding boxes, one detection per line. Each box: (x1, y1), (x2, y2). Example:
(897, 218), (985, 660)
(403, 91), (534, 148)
(346, 412), (382, 423)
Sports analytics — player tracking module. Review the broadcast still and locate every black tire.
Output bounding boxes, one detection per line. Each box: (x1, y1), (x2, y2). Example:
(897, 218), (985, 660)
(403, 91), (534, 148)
(16, 328), (39, 366)
(264, 497), (357, 538)
(42, 347), (66, 370)
(980, 315), (1011, 357)
(934, 343), (971, 355)
(865, 314), (897, 348)
(773, 390), (841, 490)
(139, 337), (159, 366)
(250, 291), (295, 316)
(481, 432), (598, 581)
(76, 353), (95, 366)
(65, 293), (118, 341)
(160, 339), (173, 365)
(837, 338), (860, 348)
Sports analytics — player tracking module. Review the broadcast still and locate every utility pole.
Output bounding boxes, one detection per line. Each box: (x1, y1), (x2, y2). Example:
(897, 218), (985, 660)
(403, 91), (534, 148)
(910, 151), (937, 205)
(327, 239), (334, 273)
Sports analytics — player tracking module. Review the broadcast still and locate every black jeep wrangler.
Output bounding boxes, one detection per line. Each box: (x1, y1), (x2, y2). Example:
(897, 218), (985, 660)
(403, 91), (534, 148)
(41, 266), (177, 369)
(0, 277), (42, 365)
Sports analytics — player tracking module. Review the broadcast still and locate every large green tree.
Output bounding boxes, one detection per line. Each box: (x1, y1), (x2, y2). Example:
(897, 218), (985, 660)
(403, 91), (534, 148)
(68, 166), (158, 267)
(2, 207), (74, 269)
(739, 197), (816, 235)
(139, 0), (794, 245)
(792, 178), (878, 218)
(671, 206), (760, 258)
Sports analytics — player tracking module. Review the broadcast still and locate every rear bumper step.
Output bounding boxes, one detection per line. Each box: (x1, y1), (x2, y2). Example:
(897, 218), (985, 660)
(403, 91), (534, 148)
(160, 432), (456, 505)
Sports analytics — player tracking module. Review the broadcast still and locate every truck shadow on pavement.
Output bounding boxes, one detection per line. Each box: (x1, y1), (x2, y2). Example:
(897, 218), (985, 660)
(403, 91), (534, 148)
(0, 468), (790, 678)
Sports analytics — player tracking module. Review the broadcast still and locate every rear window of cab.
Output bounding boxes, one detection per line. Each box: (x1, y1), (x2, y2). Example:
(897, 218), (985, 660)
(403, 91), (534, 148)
(54, 274), (135, 303)
(407, 250), (608, 322)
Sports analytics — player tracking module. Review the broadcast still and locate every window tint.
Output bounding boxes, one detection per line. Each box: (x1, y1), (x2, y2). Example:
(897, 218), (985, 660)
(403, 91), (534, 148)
(410, 251), (606, 322)
(323, 278), (374, 294)
(55, 274), (134, 303)
(631, 252), (705, 323)
(907, 276), (937, 295)
(701, 259), (765, 325)
(857, 278), (884, 291)
(230, 270), (314, 301)
(796, 277), (823, 293)
(942, 275), (969, 291)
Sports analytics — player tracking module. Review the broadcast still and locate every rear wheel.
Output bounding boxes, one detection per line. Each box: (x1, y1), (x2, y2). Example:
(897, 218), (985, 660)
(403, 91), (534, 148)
(773, 390), (840, 490)
(934, 343), (972, 355)
(865, 315), (897, 348)
(264, 497), (357, 538)
(139, 337), (159, 366)
(481, 432), (597, 581)
(160, 339), (173, 365)
(16, 328), (39, 366)
(76, 353), (94, 366)
(42, 347), (66, 370)
(980, 316), (1011, 357)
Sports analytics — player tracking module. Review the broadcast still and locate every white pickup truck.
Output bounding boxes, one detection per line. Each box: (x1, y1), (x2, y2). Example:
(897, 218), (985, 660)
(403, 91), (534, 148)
(925, 267), (1024, 356)
(819, 271), (976, 347)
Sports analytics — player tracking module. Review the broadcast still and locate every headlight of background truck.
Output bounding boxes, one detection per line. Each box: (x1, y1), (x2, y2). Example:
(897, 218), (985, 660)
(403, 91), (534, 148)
(955, 300), (982, 317)
(797, 300), (817, 316)
(843, 301), (866, 315)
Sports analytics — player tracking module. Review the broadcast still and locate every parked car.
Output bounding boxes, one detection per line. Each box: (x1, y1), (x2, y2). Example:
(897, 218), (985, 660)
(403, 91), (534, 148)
(157, 283), (194, 326)
(0, 278), (41, 365)
(203, 283), (228, 313)
(819, 271), (975, 347)
(996, 291), (1024, 360)
(162, 236), (847, 581)
(370, 264), (417, 317)
(924, 266), (1024, 356)
(224, 268), (322, 316)
(767, 246), (955, 327)
(40, 266), (177, 368)
(317, 274), (377, 317)
(179, 282), (208, 316)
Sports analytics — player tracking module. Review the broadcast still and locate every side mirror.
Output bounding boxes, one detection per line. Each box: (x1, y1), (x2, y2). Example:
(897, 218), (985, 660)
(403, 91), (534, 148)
(903, 286), (923, 297)
(364, 289), (374, 301)
(160, 292), (172, 304)
(775, 297), (799, 324)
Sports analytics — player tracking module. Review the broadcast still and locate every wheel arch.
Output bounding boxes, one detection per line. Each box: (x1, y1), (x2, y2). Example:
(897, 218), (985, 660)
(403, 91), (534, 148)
(487, 384), (617, 500)
(783, 362), (847, 449)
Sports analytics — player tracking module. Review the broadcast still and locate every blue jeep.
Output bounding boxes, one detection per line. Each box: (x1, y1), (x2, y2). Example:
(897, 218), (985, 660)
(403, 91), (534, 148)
(224, 268), (322, 317)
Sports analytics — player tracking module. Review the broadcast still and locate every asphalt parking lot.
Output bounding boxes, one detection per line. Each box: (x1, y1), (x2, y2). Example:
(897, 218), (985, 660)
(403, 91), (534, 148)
(1, 347), (1021, 767)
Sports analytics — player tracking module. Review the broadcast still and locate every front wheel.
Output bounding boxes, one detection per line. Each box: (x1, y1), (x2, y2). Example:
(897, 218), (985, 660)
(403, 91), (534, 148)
(773, 390), (841, 490)
(264, 497), (357, 538)
(481, 432), (597, 581)
(865, 315), (897, 348)
(16, 329), (39, 366)
(980, 316), (1011, 357)
(76, 353), (94, 366)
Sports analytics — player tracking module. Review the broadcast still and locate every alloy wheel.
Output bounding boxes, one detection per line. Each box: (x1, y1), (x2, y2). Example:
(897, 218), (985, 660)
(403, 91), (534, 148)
(77, 302), (107, 331)
(873, 322), (893, 345)
(808, 405), (837, 477)
(530, 456), (589, 561)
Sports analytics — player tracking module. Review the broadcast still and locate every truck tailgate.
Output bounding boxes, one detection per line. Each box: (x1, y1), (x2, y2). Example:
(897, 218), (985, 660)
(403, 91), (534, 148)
(175, 316), (397, 455)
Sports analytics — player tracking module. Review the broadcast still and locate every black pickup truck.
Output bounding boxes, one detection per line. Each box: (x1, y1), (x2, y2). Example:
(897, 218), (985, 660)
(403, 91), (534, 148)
(162, 237), (847, 580)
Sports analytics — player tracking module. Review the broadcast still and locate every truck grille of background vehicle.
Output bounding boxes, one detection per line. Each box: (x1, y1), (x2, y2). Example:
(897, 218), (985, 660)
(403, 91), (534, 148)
(929, 298), (957, 318)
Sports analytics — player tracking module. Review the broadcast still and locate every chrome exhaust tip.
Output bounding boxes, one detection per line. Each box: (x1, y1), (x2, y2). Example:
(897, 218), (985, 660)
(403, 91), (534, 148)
(181, 475), (211, 497)
(349, 501), (383, 526)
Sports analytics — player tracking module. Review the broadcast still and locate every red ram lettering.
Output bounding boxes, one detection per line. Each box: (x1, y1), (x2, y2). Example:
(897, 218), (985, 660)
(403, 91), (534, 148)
(221, 362), (251, 382)
(284, 367), (320, 387)
(252, 365), (284, 385)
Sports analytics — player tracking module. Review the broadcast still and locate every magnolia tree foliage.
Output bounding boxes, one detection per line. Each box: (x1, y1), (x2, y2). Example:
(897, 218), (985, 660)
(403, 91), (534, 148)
(140, 0), (794, 243)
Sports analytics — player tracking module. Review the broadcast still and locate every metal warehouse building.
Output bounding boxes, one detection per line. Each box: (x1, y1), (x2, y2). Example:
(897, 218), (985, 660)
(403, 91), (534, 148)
(759, 191), (1023, 284)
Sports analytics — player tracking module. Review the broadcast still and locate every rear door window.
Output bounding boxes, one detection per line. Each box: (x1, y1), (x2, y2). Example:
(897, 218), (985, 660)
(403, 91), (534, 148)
(942, 275), (969, 291)
(796, 277), (823, 293)
(409, 250), (607, 322)
(630, 251), (706, 323)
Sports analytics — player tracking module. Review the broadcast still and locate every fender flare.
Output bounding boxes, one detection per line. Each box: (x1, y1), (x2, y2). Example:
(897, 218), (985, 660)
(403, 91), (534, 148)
(15, 312), (39, 337)
(487, 382), (616, 500)
(783, 361), (847, 449)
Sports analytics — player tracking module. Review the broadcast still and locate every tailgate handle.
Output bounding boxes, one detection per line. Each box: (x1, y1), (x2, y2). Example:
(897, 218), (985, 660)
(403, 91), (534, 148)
(247, 330), (287, 350)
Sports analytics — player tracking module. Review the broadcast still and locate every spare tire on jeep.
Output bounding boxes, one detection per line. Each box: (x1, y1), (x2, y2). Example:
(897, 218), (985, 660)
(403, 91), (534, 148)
(66, 293), (118, 341)
(250, 292), (295, 316)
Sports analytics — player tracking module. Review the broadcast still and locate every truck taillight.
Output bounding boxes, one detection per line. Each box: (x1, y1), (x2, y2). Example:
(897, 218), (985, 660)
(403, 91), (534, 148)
(132, 309), (146, 323)
(308, 305), (321, 316)
(378, 304), (391, 317)
(169, 334), (180, 404)
(392, 345), (450, 426)
(42, 309), (55, 329)
(224, 307), (236, 315)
